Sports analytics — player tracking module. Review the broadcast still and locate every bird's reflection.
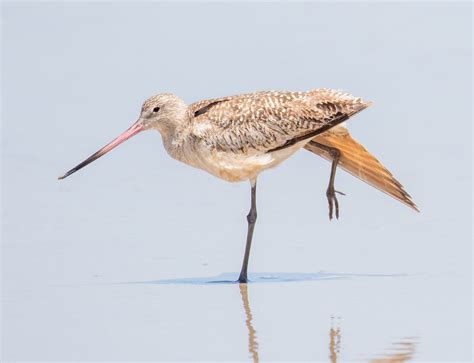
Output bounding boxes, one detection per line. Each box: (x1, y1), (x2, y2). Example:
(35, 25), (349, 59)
(369, 339), (417, 363)
(236, 285), (416, 362)
(239, 283), (259, 363)
(329, 317), (342, 363)
(328, 317), (416, 362)
(118, 273), (419, 361)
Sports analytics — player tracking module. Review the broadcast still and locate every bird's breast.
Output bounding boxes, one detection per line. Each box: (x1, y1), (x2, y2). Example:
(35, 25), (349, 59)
(172, 140), (305, 182)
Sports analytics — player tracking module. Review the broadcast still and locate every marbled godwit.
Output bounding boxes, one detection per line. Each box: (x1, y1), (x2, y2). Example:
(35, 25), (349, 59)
(58, 89), (417, 283)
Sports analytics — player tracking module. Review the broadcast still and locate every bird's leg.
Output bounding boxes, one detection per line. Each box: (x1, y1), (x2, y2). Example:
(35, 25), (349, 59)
(238, 179), (258, 283)
(308, 141), (345, 220)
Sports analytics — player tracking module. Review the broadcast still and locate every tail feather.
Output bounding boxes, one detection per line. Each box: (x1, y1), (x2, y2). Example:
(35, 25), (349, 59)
(305, 131), (418, 211)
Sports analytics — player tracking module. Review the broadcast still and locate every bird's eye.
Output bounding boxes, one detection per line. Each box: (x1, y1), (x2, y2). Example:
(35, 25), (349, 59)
(153, 107), (160, 113)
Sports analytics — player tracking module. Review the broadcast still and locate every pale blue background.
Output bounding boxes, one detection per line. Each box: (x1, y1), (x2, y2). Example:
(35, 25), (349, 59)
(2, 1), (472, 361)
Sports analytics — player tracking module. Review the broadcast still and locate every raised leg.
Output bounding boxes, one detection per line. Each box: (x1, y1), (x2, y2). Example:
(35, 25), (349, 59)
(308, 141), (345, 220)
(238, 179), (257, 283)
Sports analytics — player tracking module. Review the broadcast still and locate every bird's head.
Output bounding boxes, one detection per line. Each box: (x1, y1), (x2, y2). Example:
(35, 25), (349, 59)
(58, 93), (187, 180)
(138, 93), (187, 135)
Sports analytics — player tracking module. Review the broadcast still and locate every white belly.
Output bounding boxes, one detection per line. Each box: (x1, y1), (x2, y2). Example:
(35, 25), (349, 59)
(183, 141), (307, 182)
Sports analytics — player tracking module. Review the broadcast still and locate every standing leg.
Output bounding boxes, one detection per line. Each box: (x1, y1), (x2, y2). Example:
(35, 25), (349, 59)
(308, 141), (345, 220)
(238, 179), (258, 283)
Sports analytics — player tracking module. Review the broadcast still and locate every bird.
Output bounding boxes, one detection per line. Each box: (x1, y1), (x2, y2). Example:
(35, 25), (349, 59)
(58, 89), (418, 283)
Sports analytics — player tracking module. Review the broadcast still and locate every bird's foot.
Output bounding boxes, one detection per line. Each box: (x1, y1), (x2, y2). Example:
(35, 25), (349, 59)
(326, 187), (345, 220)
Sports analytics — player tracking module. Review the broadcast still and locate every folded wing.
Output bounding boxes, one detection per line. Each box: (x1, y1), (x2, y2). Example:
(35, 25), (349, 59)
(188, 89), (371, 154)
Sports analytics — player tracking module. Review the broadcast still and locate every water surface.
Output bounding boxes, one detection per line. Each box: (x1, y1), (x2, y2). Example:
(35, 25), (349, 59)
(2, 2), (471, 361)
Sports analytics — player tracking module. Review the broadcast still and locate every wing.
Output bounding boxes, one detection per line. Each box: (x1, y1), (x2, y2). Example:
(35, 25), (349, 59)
(305, 129), (419, 211)
(188, 89), (371, 154)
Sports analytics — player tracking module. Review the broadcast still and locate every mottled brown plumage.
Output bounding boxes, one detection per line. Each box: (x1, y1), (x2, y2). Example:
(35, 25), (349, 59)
(187, 89), (369, 153)
(59, 88), (417, 283)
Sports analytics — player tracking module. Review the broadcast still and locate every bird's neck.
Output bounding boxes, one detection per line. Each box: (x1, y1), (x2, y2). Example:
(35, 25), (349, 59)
(158, 113), (190, 162)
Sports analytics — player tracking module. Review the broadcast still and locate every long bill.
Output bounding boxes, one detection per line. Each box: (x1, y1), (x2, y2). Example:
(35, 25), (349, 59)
(58, 121), (144, 180)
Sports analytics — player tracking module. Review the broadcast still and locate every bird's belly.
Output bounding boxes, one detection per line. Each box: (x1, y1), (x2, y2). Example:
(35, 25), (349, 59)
(186, 142), (306, 182)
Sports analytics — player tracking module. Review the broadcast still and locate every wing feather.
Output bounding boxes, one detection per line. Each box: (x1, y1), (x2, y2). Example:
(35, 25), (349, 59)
(188, 90), (371, 153)
(305, 131), (418, 211)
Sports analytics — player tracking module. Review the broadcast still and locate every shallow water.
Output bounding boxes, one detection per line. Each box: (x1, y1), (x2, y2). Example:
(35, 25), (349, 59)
(3, 270), (469, 361)
(2, 2), (472, 361)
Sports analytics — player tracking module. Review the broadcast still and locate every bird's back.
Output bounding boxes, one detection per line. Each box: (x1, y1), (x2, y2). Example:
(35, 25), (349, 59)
(187, 89), (371, 154)
(168, 89), (371, 182)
